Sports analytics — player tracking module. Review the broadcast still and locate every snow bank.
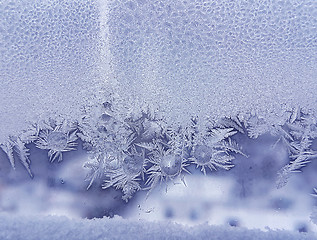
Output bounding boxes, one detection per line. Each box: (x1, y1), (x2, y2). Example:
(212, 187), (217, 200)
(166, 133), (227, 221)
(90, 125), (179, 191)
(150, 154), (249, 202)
(0, 214), (316, 240)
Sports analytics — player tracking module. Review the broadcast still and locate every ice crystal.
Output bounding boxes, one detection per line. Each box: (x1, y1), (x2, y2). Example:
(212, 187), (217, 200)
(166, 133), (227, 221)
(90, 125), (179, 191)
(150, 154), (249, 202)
(84, 153), (111, 190)
(77, 102), (134, 156)
(0, 123), (38, 176)
(145, 141), (190, 192)
(246, 108), (317, 189)
(102, 148), (147, 202)
(191, 144), (234, 173)
(35, 119), (78, 162)
(4, 103), (314, 201)
(276, 113), (317, 188)
(0, 136), (33, 177)
(189, 126), (242, 175)
(81, 111), (247, 200)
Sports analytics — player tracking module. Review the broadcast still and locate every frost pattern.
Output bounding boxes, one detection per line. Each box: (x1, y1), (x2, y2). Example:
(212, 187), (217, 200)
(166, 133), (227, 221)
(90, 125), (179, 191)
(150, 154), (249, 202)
(246, 108), (317, 189)
(2, 101), (317, 202)
(1, 0), (317, 203)
(35, 119), (78, 162)
(107, 0), (317, 125)
(0, 137), (33, 177)
(79, 106), (316, 200)
(72, 101), (246, 201)
(0, 0), (105, 143)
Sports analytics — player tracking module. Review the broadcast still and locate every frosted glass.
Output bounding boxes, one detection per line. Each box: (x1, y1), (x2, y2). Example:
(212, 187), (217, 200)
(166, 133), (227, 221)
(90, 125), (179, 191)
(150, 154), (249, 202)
(0, 0), (110, 142)
(1, 0), (316, 141)
(1, 0), (317, 236)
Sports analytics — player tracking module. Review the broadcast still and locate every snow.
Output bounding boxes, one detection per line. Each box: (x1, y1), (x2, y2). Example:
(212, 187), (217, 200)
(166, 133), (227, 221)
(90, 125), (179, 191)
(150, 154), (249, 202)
(0, 213), (316, 240)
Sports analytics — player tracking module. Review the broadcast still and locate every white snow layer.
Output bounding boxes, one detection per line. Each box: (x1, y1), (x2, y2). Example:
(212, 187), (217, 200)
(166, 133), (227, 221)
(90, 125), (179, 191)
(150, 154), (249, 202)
(0, 213), (316, 240)
(1, 0), (317, 142)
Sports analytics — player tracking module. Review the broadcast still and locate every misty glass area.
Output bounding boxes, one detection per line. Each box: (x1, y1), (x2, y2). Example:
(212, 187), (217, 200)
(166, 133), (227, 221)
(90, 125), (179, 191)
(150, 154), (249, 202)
(0, 0), (317, 234)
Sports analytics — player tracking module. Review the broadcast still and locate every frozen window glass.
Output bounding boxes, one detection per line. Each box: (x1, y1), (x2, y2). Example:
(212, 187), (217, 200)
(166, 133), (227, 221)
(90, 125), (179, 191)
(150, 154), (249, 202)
(0, 0), (317, 238)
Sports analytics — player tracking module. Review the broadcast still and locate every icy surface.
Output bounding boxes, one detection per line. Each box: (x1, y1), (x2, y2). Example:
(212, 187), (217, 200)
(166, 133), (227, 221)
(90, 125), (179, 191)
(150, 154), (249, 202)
(1, 0), (317, 238)
(108, 0), (317, 124)
(0, 213), (316, 240)
(0, 0), (111, 143)
(1, 0), (316, 142)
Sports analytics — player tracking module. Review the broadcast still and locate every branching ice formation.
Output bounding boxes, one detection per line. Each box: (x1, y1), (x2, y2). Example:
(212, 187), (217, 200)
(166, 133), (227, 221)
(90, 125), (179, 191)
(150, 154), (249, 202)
(35, 119), (78, 162)
(0, 99), (247, 201)
(246, 108), (317, 188)
(2, 99), (317, 203)
(1, 97), (317, 203)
